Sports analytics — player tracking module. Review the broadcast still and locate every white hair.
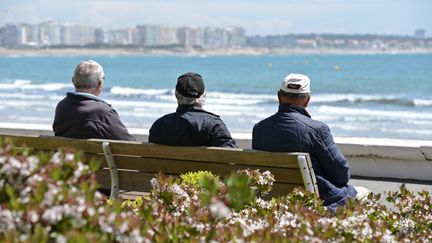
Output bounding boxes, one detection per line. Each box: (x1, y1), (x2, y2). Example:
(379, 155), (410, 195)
(175, 90), (206, 107)
(72, 60), (104, 89)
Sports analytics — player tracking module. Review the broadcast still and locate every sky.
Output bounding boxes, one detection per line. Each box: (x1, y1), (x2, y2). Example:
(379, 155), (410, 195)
(0, 0), (431, 36)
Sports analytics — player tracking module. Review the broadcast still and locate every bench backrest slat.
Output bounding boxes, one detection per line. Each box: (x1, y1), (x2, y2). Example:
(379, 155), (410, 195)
(97, 141), (301, 168)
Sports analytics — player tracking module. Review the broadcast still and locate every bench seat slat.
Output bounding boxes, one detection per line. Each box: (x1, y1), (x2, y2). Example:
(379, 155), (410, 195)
(96, 170), (303, 199)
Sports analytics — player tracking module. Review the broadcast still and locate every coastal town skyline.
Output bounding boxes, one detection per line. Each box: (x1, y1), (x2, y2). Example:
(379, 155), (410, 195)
(0, 0), (431, 36)
(1, 20), (430, 51)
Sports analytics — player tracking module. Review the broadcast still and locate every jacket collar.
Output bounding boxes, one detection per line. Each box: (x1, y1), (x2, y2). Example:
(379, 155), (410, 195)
(176, 105), (219, 117)
(176, 104), (204, 112)
(67, 92), (108, 104)
(278, 103), (311, 118)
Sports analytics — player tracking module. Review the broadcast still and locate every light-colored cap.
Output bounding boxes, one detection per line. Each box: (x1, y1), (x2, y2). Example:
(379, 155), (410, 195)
(280, 73), (311, 94)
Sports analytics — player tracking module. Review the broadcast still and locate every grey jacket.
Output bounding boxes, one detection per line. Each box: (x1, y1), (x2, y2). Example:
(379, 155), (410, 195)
(53, 92), (135, 141)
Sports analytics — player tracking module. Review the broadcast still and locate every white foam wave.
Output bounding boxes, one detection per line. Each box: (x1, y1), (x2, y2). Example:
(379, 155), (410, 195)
(413, 99), (432, 106)
(314, 105), (432, 120)
(110, 86), (171, 96)
(311, 93), (405, 103)
(0, 93), (45, 99)
(0, 79), (71, 91)
(0, 100), (56, 108)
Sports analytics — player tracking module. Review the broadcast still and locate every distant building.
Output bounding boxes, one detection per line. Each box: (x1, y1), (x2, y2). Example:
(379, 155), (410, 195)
(62, 24), (96, 46)
(95, 28), (109, 44)
(414, 29), (426, 39)
(1, 24), (21, 47)
(137, 25), (160, 47)
(107, 29), (129, 45)
(159, 26), (179, 46)
(225, 26), (246, 47)
(39, 21), (62, 46)
(203, 27), (246, 48)
(177, 26), (203, 48)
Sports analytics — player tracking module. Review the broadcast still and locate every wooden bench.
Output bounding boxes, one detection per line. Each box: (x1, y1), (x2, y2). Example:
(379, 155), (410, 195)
(0, 134), (319, 199)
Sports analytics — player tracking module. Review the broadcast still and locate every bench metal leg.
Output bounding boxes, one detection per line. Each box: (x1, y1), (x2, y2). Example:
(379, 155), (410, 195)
(102, 142), (119, 199)
(298, 155), (316, 194)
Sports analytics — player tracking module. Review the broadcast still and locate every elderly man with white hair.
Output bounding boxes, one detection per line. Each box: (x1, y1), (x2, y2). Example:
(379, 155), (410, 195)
(149, 72), (237, 147)
(53, 60), (135, 141)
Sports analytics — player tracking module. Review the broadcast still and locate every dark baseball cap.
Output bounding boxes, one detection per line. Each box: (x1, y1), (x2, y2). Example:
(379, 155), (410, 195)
(176, 72), (205, 98)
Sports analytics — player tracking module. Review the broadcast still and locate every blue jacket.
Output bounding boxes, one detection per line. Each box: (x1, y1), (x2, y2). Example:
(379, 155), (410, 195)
(149, 105), (237, 148)
(252, 104), (357, 210)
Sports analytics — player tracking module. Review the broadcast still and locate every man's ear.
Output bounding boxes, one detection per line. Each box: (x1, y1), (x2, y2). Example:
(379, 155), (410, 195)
(277, 92), (283, 104)
(304, 95), (311, 107)
(97, 80), (103, 91)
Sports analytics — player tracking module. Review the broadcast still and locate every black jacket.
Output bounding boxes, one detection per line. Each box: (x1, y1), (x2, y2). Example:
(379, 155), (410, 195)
(53, 92), (135, 141)
(252, 104), (357, 210)
(149, 105), (237, 148)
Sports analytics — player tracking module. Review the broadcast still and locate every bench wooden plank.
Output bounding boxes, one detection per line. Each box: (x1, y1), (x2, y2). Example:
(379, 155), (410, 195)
(5, 135), (103, 153)
(105, 142), (302, 168)
(111, 156), (304, 184)
(96, 170), (303, 199)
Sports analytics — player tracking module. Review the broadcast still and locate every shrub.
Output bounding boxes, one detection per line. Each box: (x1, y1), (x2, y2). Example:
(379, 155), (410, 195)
(0, 138), (431, 242)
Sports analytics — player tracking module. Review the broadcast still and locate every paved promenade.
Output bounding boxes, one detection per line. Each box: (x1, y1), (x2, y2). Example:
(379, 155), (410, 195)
(351, 177), (432, 194)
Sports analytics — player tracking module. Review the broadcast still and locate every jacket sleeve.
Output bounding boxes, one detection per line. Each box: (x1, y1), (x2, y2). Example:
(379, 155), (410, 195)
(209, 119), (238, 148)
(100, 110), (136, 141)
(313, 124), (351, 185)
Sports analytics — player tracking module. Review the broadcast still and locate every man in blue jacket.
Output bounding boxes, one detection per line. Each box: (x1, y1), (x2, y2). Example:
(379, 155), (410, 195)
(149, 72), (237, 148)
(252, 73), (369, 211)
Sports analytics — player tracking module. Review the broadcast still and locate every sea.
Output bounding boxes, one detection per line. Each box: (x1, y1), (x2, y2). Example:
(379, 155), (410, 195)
(0, 54), (431, 140)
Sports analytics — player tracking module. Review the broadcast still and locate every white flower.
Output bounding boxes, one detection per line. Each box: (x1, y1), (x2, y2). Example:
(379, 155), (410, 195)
(65, 153), (75, 161)
(51, 152), (62, 164)
(210, 200), (231, 219)
(119, 222), (129, 233)
(255, 198), (271, 209)
(56, 234), (67, 243)
(87, 207), (96, 217)
(41, 206), (63, 224)
(150, 178), (159, 190)
(28, 210), (40, 223)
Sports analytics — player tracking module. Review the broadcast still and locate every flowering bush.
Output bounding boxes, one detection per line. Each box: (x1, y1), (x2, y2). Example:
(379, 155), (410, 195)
(1, 138), (431, 242)
(0, 138), (143, 242)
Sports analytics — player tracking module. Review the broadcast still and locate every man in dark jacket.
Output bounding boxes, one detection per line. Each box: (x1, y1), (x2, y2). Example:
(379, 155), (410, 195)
(53, 60), (135, 141)
(252, 73), (369, 211)
(149, 72), (237, 148)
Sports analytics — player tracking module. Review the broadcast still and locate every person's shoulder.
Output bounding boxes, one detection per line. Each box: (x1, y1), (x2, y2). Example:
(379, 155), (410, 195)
(253, 113), (278, 128)
(193, 108), (220, 118)
(152, 112), (177, 125)
(292, 112), (327, 130)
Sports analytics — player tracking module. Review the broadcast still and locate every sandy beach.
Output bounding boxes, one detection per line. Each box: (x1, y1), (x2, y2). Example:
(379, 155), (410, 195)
(1, 47), (432, 56)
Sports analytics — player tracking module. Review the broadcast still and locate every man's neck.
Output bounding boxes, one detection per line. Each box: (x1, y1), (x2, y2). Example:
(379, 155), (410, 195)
(280, 101), (306, 109)
(75, 88), (99, 96)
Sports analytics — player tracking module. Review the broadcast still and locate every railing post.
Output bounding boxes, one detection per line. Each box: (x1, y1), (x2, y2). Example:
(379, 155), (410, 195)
(102, 142), (119, 199)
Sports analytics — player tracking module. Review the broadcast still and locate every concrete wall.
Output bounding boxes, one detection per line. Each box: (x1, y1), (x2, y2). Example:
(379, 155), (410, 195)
(1, 124), (431, 182)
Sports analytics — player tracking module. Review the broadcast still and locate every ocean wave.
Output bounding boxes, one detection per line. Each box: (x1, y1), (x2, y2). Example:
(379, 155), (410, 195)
(314, 105), (432, 120)
(413, 99), (432, 106)
(0, 79), (71, 91)
(312, 94), (431, 107)
(1, 80), (430, 109)
(110, 86), (171, 97)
